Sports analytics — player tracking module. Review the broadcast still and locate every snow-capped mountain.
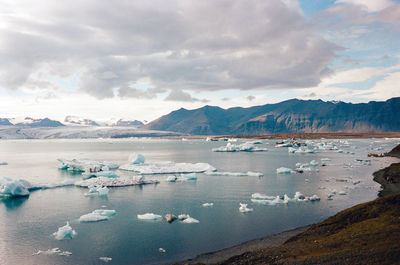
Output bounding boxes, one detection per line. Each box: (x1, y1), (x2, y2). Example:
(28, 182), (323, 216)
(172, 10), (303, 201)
(64, 116), (99, 126)
(14, 117), (65, 127)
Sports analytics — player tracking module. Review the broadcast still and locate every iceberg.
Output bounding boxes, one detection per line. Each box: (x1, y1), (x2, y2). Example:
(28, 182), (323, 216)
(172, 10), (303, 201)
(202, 202), (214, 207)
(119, 161), (215, 175)
(33, 248), (72, 256)
(276, 167), (294, 174)
(165, 175), (177, 182)
(52, 222), (77, 240)
(309, 160), (319, 167)
(83, 171), (119, 179)
(178, 214), (190, 220)
(159, 248), (166, 253)
(99, 257), (112, 262)
(338, 191), (347, 195)
(0, 177), (31, 197)
(212, 142), (267, 152)
(252, 192), (320, 205)
(57, 158), (119, 173)
(239, 203), (253, 213)
(79, 209), (116, 222)
(177, 173), (197, 181)
(75, 176), (159, 187)
(182, 216), (200, 223)
(137, 213), (162, 220)
(128, 153), (145, 164)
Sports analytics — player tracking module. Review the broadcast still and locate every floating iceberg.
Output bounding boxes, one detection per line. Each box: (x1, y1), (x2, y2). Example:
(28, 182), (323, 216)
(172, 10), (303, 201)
(165, 175), (177, 182)
(178, 214), (190, 220)
(79, 209), (116, 222)
(239, 203), (253, 213)
(212, 142), (267, 152)
(52, 222), (77, 240)
(0, 177), (32, 197)
(128, 153), (145, 164)
(83, 171), (119, 179)
(159, 248), (166, 253)
(182, 216), (200, 223)
(251, 192), (320, 205)
(99, 257), (112, 262)
(57, 158), (119, 173)
(204, 171), (263, 177)
(33, 248), (72, 256)
(120, 161), (215, 175)
(75, 176), (159, 187)
(309, 160), (319, 167)
(177, 173), (197, 181)
(276, 167), (294, 174)
(137, 213), (162, 220)
(202, 202), (214, 207)
(321, 158), (331, 161)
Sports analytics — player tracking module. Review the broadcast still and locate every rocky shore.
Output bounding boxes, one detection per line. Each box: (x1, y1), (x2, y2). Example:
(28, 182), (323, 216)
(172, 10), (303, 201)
(178, 144), (400, 265)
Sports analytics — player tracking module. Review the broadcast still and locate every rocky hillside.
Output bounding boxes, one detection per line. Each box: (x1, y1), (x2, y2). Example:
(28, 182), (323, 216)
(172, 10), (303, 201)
(146, 97), (400, 135)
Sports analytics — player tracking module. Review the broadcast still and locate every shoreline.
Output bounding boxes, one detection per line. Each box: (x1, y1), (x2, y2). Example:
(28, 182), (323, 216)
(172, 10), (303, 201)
(176, 144), (400, 265)
(177, 226), (310, 265)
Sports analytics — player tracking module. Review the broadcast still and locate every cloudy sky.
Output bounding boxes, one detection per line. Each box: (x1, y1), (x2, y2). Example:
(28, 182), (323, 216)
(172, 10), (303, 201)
(0, 0), (399, 122)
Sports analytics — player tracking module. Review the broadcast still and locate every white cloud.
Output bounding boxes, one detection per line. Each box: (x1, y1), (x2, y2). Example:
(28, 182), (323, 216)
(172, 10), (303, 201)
(0, 0), (340, 99)
(336, 0), (394, 12)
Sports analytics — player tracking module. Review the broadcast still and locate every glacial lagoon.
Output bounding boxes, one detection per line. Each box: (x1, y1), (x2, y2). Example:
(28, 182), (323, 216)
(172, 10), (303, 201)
(0, 138), (399, 264)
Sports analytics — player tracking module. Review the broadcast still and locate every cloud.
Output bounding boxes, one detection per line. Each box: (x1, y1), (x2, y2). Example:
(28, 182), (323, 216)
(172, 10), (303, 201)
(335, 0), (394, 12)
(246, 95), (255, 101)
(0, 0), (340, 99)
(165, 89), (208, 103)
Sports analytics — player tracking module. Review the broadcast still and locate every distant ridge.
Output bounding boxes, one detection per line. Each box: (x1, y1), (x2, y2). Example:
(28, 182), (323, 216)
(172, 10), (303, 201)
(145, 97), (400, 135)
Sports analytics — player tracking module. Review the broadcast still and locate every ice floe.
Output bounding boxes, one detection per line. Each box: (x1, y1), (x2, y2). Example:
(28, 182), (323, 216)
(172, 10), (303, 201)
(33, 248), (72, 256)
(82, 171), (119, 179)
(165, 175), (177, 182)
(159, 248), (166, 253)
(177, 173), (197, 181)
(99, 257), (112, 262)
(276, 167), (294, 174)
(53, 222), (77, 240)
(178, 214), (190, 220)
(0, 177), (31, 197)
(75, 176), (159, 187)
(239, 203), (253, 213)
(202, 203), (214, 207)
(137, 213), (162, 220)
(57, 158), (119, 172)
(182, 216), (200, 223)
(129, 153), (145, 164)
(120, 161), (215, 175)
(251, 192), (320, 205)
(79, 209), (116, 222)
(212, 142), (268, 152)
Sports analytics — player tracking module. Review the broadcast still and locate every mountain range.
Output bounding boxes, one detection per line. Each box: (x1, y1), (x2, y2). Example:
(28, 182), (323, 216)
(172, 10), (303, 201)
(144, 97), (400, 135)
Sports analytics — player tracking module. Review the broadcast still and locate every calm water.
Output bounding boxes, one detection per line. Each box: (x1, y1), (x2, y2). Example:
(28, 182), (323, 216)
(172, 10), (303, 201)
(0, 138), (398, 265)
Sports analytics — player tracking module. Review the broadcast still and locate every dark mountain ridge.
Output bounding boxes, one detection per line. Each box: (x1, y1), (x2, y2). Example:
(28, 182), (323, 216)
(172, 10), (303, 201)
(145, 97), (400, 135)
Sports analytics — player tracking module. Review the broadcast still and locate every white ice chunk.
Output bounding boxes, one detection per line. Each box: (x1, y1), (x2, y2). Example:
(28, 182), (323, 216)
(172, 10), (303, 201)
(129, 153), (145, 164)
(239, 203), (253, 213)
(0, 177), (31, 197)
(251, 193), (276, 200)
(182, 216), (200, 223)
(33, 248), (72, 256)
(137, 213), (162, 220)
(120, 162), (215, 175)
(79, 209), (116, 222)
(202, 203), (214, 207)
(177, 173), (197, 181)
(83, 171), (119, 179)
(212, 142), (267, 152)
(166, 175), (177, 182)
(57, 158), (118, 172)
(52, 222), (77, 240)
(338, 191), (347, 195)
(76, 176), (159, 187)
(276, 167), (294, 174)
(159, 248), (166, 253)
(99, 257), (112, 262)
(178, 214), (190, 220)
(309, 160), (319, 167)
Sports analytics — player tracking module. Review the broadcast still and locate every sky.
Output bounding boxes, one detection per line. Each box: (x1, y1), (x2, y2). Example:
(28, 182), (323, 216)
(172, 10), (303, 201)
(0, 0), (399, 123)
